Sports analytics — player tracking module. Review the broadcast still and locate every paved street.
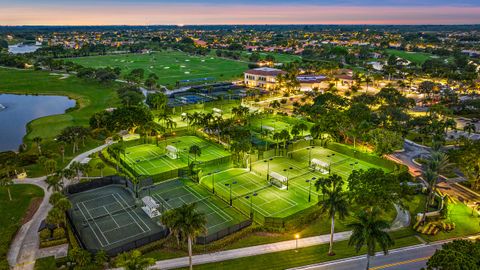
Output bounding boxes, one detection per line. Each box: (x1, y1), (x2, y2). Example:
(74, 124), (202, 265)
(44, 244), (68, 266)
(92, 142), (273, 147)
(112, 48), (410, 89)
(291, 243), (443, 270)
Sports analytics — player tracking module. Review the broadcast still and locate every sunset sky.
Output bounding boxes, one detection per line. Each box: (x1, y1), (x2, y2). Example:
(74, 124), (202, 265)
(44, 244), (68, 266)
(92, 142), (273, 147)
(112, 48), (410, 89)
(1, 0), (480, 25)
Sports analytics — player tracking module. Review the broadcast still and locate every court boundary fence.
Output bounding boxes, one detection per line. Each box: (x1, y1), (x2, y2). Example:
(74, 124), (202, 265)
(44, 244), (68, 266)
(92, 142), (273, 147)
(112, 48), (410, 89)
(196, 220), (252, 244)
(66, 177), (168, 256)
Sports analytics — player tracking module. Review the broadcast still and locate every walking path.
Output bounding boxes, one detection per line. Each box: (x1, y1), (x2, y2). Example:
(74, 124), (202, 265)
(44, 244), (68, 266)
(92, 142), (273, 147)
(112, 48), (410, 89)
(144, 205), (410, 270)
(8, 142), (113, 270)
(7, 177), (51, 270)
(149, 232), (353, 270)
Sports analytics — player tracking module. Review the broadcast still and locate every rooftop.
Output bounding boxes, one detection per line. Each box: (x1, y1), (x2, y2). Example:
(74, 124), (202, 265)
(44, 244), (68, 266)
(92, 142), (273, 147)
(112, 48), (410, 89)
(244, 67), (286, 76)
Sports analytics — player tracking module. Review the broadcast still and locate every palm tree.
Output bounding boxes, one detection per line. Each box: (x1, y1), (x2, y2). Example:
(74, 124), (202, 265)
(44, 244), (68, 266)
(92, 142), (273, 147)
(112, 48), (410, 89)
(0, 176), (13, 201)
(33, 136), (42, 155)
(80, 163), (92, 178)
(272, 132), (282, 155)
(348, 208), (394, 270)
(178, 203), (207, 270)
(96, 162), (106, 177)
(46, 207), (65, 229)
(56, 198), (72, 225)
(70, 161), (82, 181)
(160, 207), (182, 247)
(46, 175), (64, 192)
(464, 123), (476, 135)
(116, 249), (154, 270)
(49, 192), (65, 206)
(189, 145), (201, 163)
(319, 185), (349, 256)
(68, 247), (92, 268)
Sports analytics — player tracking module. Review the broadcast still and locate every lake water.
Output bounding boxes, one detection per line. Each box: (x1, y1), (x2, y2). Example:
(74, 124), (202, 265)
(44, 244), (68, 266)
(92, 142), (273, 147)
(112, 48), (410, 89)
(0, 94), (76, 152)
(8, 44), (41, 54)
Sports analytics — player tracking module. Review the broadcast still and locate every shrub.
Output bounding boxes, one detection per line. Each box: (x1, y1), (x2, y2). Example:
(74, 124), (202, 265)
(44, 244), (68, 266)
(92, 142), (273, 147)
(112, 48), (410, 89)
(39, 229), (51, 241)
(39, 238), (68, 248)
(53, 228), (65, 240)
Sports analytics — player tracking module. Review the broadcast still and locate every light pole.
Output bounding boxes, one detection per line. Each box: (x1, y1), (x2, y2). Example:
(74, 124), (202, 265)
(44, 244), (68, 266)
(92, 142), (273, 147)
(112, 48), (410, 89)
(209, 169), (219, 194)
(283, 167), (293, 190)
(264, 157), (273, 183)
(308, 146), (315, 166)
(245, 192), (258, 219)
(327, 153), (335, 174)
(295, 234), (300, 251)
(350, 161), (359, 171)
(306, 176), (316, 202)
(225, 181), (237, 206)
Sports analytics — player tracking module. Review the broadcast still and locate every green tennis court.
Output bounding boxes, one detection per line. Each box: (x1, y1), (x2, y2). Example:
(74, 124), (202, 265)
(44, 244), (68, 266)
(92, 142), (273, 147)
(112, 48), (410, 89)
(119, 136), (231, 177)
(144, 179), (247, 235)
(200, 146), (391, 221)
(200, 168), (319, 220)
(68, 185), (165, 254)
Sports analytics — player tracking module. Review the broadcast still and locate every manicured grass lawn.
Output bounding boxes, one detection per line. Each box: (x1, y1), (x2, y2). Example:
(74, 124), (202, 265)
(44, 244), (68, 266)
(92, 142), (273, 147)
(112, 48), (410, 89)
(86, 155), (117, 177)
(179, 229), (420, 270)
(422, 202), (480, 242)
(0, 184), (44, 270)
(33, 256), (56, 270)
(0, 68), (119, 177)
(0, 68), (119, 141)
(238, 51), (301, 63)
(386, 49), (435, 65)
(67, 50), (249, 88)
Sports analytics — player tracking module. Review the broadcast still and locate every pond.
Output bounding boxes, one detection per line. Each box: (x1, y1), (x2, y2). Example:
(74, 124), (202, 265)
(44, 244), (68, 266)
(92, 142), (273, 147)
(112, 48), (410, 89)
(8, 44), (41, 54)
(0, 94), (76, 152)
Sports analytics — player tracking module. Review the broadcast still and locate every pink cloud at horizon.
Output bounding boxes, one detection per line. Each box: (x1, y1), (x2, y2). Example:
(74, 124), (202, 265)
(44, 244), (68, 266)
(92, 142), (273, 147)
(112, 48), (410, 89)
(1, 4), (480, 25)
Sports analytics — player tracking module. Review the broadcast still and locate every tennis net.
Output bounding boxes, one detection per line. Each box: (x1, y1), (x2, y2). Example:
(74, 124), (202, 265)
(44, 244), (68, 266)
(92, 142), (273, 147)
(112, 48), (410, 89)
(80, 204), (136, 223)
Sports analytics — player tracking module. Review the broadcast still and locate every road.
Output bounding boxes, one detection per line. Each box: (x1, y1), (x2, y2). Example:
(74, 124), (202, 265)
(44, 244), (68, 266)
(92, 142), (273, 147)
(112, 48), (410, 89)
(291, 242), (443, 270)
(8, 142), (112, 270)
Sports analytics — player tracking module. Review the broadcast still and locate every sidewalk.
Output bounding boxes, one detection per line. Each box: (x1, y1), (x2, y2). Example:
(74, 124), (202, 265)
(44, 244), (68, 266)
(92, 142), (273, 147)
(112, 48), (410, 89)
(8, 142), (113, 270)
(149, 231), (352, 270)
(147, 204), (410, 270)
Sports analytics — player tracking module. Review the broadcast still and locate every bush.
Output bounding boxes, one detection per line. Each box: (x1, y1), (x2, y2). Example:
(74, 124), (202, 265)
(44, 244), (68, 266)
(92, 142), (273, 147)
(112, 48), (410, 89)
(39, 229), (51, 241)
(66, 222), (80, 249)
(40, 238), (68, 248)
(53, 228), (65, 240)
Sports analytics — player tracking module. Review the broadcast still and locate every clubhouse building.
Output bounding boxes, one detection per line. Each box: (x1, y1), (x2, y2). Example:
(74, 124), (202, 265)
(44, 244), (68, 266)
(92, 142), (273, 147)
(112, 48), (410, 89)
(244, 67), (327, 91)
(244, 67), (286, 90)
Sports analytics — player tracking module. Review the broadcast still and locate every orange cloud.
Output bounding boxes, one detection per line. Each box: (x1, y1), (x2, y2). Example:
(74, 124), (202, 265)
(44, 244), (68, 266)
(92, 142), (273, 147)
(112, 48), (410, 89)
(1, 4), (479, 25)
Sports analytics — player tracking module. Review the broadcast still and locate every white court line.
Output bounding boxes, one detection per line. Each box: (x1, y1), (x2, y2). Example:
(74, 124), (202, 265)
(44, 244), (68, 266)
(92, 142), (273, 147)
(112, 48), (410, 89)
(77, 201), (110, 247)
(113, 193), (151, 233)
(104, 206), (120, 228)
(186, 185), (232, 221)
(112, 194), (146, 233)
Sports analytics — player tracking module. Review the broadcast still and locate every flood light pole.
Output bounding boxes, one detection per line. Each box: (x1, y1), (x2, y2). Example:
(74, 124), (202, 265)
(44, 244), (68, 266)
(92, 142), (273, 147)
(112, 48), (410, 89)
(245, 192), (258, 219)
(225, 181), (237, 206)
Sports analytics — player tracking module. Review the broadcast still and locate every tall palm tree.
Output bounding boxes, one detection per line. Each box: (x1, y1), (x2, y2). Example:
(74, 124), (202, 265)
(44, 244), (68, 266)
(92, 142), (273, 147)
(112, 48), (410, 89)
(189, 145), (201, 163)
(96, 162), (106, 177)
(319, 185), (349, 255)
(0, 176), (13, 201)
(116, 250), (154, 270)
(348, 208), (394, 270)
(33, 136), (42, 155)
(46, 175), (64, 192)
(272, 132), (282, 155)
(179, 203), (207, 270)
